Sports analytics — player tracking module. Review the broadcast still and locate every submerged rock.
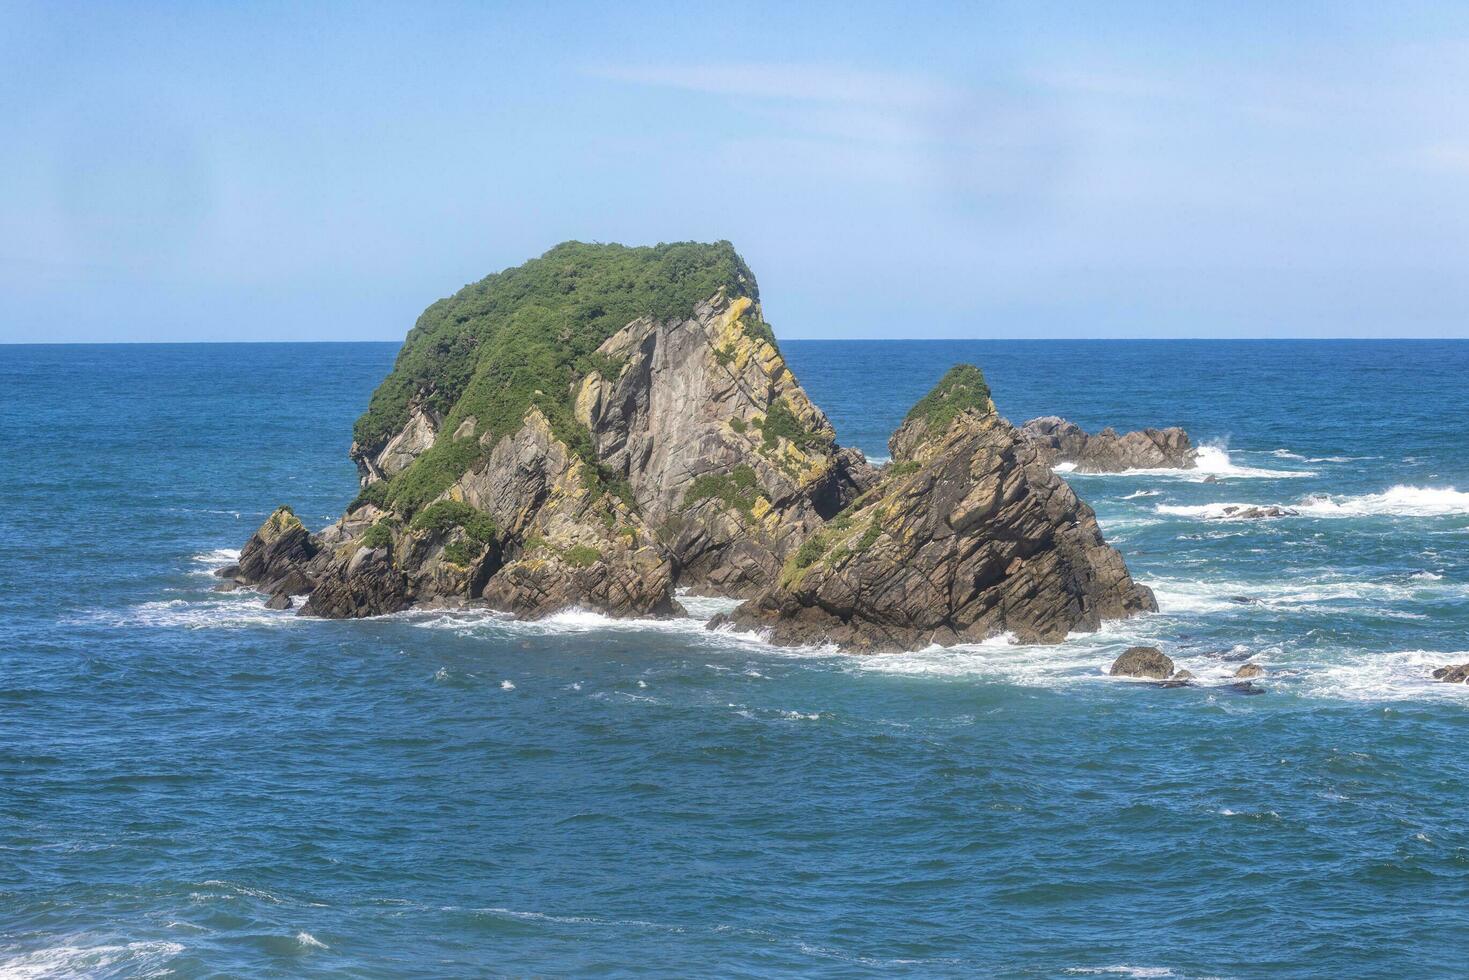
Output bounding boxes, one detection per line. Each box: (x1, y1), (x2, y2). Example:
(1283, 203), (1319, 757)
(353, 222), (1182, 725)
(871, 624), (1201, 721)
(1020, 417), (1197, 472)
(1218, 505), (1298, 521)
(726, 367), (1157, 652)
(1110, 646), (1175, 679)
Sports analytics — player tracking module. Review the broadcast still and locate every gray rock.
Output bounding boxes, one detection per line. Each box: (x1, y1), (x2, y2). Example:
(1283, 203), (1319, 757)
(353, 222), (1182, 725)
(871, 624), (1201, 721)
(265, 592), (293, 610)
(1234, 663), (1264, 678)
(1216, 505), (1298, 521)
(725, 374), (1157, 652)
(1109, 646), (1176, 679)
(1020, 417), (1197, 472)
(1432, 664), (1469, 683)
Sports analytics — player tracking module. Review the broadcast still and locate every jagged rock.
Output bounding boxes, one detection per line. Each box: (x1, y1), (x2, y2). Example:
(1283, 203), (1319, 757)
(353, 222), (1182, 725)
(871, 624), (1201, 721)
(230, 244), (1151, 645)
(300, 546), (410, 618)
(572, 291), (875, 596)
(236, 507), (318, 593)
(1228, 681), (1266, 695)
(1432, 664), (1469, 683)
(1172, 669), (1195, 681)
(726, 366), (1157, 652)
(462, 406), (680, 618)
(265, 592), (293, 610)
(1110, 646), (1175, 679)
(1234, 663), (1264, 678)
(1020, 417), (1197, 472)
(352, 400), (441, 484)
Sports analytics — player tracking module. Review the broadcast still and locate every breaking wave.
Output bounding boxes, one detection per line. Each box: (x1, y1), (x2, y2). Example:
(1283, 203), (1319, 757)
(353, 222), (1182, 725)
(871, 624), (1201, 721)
(1157, 486), (1469, 521)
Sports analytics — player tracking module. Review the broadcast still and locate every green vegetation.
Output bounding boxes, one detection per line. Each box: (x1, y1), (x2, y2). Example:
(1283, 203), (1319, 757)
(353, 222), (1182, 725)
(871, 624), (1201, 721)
(361, 520), (394, 550)
(792, 535), (827, 569)
(380, 438), (481, 515)
(563, 545), (602, 568)
(353, 241), (758, 492)
(580, 351), (627, 380)
(713, 345), (735, 367)
(754, 399), (829, 451)
(410, 499), (497, 544)
(904, 364), (992, 432)
(728, 416), (746, 434)
(742, 316), (776, 346)
(442, 540), (484, 566)
(857, 519), (883, 551)
(887, 460), (922, 477)
(353, 242), (754, 516)
(684, 465), (763, 517)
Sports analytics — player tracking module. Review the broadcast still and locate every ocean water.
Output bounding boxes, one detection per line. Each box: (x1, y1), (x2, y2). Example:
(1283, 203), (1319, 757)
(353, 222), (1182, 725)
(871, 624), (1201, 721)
(3, 339), (1468, 978)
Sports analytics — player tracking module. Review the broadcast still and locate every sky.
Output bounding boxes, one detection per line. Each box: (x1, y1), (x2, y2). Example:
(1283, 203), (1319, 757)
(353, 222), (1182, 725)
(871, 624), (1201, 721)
(4, 1), (1469, 342)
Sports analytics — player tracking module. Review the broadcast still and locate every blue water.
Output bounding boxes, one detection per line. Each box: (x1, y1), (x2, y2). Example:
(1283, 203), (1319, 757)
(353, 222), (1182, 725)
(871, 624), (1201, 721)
(4, 340), (1469, 977)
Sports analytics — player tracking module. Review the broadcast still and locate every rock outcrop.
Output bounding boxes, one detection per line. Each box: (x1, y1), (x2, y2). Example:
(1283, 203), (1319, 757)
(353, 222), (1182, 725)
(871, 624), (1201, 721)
(227, 242), (1152, 652)
(1432, 664), (1469, 683)
(1021, 416), (1197, 472)
(227, 241), (876, 622)
(1110, 646), (1176, 679)
(720, 366), (1157, 651)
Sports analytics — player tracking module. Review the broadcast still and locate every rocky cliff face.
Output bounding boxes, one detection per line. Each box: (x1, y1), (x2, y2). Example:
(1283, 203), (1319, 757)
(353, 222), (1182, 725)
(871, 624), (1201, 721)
(224, 242), (875, 620)
(224, 242), (1154, 653)
(720, 367), (1158, 651)
(1020, 416), (1196, 472)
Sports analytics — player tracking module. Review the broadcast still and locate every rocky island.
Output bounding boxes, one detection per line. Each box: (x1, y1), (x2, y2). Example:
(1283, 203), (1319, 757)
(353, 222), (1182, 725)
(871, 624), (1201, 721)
(220, 241), (1156, 652)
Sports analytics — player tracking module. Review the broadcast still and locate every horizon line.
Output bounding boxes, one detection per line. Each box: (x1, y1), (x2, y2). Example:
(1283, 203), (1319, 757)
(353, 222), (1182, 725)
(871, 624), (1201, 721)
(6, 336), (1469, 346)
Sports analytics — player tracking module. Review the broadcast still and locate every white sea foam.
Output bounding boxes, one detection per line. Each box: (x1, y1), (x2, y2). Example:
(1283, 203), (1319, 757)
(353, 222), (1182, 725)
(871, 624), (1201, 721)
(295, 931), (329, 950)
(1155, 502), (1288, 521)
(1298, 650), (1469, 702)
(1295, 486), (1469, 518)
(83, 593), (304, 630)
(1157, 485), (1469, 521)
(1121, 489), (1161, 500)
(191, 547), (240, 566)
(0, 939), (185, 978)
(500, 679), (515, 691)
(1192, 444), (1316, 479)
(1065, 965), (1176, 977)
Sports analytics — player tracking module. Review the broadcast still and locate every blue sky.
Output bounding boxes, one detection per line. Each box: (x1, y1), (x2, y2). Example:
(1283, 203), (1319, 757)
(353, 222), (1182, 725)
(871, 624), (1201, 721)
(4, 1), (1469, 341)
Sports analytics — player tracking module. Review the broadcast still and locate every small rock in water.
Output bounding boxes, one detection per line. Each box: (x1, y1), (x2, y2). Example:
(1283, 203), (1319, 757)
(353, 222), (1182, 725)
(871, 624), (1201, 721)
(1228, 595), (1260, 605)
(266, 592), (293, 610)
(1158, 668), (1195, 689)
(1432, 664), (1469, 683)
(1218, 505), (1298, 520)
(1202, 475), (1221, 484)
(1228, 681), (1266, 695)
(1110, 646), (1175, 679)
(1234, 663), (1264, 678)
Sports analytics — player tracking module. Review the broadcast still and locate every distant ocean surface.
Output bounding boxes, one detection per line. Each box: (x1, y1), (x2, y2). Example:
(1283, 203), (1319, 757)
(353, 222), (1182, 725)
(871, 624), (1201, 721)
(4, 339), (1469, 978)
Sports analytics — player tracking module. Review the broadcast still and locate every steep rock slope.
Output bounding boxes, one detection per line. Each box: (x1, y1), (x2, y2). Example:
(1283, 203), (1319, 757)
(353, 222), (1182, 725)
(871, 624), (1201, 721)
(722, 366), (1158, 651)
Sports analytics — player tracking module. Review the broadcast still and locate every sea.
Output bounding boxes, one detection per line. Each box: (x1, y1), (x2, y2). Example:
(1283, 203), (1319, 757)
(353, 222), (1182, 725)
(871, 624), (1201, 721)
(3, 340), (1468, 978)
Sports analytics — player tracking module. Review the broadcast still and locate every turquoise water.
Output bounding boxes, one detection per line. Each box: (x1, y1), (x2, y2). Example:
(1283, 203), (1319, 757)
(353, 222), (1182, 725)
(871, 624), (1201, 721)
(4, 340), (1469, 977)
